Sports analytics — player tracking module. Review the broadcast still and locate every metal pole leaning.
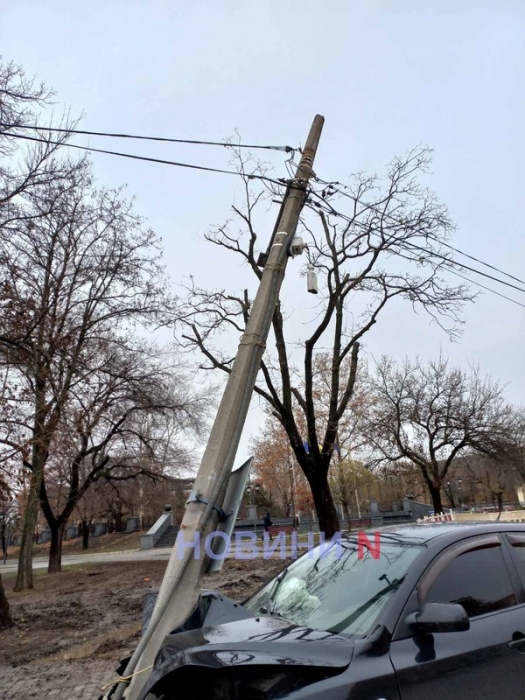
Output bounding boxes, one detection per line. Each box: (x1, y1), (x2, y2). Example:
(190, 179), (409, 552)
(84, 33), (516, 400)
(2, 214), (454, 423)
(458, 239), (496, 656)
(119, 115), (324, 700)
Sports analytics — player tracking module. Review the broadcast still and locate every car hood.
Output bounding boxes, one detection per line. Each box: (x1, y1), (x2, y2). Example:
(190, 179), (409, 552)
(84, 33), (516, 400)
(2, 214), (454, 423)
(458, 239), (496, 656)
(138, 599), (354, 699)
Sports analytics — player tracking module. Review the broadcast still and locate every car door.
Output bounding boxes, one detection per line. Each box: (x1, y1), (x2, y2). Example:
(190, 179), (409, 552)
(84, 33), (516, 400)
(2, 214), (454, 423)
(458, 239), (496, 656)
(389, 534), (525, 700)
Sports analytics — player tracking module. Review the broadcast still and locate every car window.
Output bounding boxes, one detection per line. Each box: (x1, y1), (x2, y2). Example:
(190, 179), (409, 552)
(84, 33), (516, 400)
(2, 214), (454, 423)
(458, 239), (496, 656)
(424, 543), (516, 618)
(509, 536), (525, 573)
(512, 543), (525, 562)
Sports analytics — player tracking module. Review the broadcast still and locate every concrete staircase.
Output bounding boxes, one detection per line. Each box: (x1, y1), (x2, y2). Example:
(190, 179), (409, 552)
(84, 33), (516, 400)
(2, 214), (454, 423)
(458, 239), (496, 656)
(153, 524), (179, 548)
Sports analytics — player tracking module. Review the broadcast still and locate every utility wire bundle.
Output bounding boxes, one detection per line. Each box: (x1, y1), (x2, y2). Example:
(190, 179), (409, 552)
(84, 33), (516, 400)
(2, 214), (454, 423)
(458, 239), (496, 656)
(1, 121), (523, 310)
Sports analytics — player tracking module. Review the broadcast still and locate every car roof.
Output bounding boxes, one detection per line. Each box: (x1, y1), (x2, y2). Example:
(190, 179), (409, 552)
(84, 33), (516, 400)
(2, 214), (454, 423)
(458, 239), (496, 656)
(341, 520), (525, 545)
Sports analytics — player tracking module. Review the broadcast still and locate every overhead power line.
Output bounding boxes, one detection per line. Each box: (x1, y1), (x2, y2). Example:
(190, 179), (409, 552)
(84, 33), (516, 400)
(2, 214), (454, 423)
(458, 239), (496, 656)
(313, 177), (525, 289)
(431, 238), (525, 288)
(308, 191), (525, 297)
(405, 240), (525, 295)
(4, 126), (521, 310)
(0, 122), (296, 153)
(310, 192), (525, 310)
(447, 269), (525, 309)
(0, 130), (301, 189)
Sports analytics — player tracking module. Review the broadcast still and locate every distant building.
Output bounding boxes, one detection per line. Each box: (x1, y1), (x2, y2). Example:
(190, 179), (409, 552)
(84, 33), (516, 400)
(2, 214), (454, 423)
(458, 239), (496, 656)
(518, 486), (525, 508)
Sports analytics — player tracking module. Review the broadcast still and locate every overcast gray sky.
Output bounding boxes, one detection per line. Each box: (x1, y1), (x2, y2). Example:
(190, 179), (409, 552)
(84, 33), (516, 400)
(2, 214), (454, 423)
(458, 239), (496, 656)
(2, 0), (524, 465)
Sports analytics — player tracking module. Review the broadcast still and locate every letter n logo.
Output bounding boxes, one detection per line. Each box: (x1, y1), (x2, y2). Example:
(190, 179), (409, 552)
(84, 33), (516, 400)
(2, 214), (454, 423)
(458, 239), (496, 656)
(357, 531), (381, 560)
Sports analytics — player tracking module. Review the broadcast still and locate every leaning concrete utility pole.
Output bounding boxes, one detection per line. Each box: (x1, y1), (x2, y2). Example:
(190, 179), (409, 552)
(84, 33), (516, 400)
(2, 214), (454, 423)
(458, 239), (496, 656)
(119, 115), (325, 700)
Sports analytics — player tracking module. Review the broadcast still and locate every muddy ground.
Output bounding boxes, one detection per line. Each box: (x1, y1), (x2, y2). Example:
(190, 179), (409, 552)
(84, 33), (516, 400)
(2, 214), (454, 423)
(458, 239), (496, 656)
(0, 556), (289, 698)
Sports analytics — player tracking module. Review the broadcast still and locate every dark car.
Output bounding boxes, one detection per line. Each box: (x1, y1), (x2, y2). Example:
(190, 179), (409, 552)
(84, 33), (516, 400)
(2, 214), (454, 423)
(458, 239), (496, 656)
(136, 522), (525, 700)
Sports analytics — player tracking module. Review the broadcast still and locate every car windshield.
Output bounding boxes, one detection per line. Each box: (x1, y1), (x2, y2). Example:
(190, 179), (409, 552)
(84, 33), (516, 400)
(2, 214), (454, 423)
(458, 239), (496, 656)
(243, 535), (424, 637)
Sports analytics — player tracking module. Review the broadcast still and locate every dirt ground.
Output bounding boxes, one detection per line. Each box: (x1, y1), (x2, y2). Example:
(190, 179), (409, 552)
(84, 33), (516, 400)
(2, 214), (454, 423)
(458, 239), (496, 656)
(0, 556), (289, 699)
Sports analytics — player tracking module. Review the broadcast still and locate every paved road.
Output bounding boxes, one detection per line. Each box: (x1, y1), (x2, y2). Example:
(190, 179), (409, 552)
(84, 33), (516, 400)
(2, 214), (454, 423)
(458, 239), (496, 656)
(1, 539), (303, 574)
(1, 547), (175, 574)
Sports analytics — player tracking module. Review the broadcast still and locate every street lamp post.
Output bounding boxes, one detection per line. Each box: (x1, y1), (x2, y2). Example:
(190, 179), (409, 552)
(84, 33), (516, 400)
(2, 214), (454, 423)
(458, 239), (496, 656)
(389, 475), (396, 501)
(246, 483), (260, 536)
(446, 481), (456, 509)
(286, 443), (297, 526)
(289, 461), (296, 523)
(446, 478), (463, 509)
(355, 485), (361, 519)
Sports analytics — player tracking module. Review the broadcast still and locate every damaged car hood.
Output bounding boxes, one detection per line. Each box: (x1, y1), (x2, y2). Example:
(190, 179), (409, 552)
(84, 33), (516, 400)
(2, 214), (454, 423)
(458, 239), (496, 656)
(138, 592), (354, 699)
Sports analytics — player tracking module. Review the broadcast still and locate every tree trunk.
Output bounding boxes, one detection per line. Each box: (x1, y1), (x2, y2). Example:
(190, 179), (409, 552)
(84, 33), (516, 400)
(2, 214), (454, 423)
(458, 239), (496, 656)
(82, 520), (89, 549)
(48, 521), (66, 573)
(307, 470), (340, 538)
(14, 464), (44, 591)
(428, 484), (444, 514)
(0, 573), (13, 629)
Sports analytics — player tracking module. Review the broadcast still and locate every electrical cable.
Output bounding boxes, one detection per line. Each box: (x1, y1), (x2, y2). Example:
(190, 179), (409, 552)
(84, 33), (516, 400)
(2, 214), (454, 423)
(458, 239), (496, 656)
(313, 177), (525, 288)
(309, 193), (525, 311)
(5, 123), (521, 292)
(7, 125), (521, 308)
(0, 130), (303, 190)
(429, 238), (525, 288)
(307, 191), (525, 296)
(446, 269), (525, 309)
(404, 241), (525, 294)
(0, 122), (295, 153)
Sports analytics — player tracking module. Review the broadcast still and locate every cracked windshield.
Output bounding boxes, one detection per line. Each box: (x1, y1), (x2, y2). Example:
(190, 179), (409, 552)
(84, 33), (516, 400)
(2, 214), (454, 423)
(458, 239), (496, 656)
(244, 538), (424, 636)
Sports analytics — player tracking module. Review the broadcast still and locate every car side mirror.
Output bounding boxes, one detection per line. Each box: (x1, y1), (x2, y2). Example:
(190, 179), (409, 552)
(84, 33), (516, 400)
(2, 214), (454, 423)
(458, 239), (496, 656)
(406, 602), (470, 634)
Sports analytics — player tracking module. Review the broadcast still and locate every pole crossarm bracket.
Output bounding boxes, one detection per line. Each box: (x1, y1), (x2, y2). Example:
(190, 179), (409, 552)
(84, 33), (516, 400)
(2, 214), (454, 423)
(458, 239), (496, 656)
(185, 490), (230, 521)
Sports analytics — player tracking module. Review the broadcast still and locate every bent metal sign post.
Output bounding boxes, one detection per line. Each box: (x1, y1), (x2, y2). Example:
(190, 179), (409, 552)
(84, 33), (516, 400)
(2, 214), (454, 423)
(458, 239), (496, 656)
(174, 530), (382, 562)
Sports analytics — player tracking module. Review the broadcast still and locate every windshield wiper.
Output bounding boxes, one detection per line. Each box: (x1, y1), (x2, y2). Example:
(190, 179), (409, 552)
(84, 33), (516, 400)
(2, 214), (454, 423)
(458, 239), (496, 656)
(259, 566), (289, 616)
(327, 577), (404, 634)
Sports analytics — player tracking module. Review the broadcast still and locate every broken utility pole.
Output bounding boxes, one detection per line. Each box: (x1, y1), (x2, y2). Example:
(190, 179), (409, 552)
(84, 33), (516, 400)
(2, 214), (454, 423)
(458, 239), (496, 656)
(117, 114), (325, 700)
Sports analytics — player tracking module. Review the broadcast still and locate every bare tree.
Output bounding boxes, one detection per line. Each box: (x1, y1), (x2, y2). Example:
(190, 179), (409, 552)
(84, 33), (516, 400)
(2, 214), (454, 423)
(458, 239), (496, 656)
(459, 454), (520, 512)
(0, 159), (180, 590)
(0, 478), (17, 561)
(38, 344), (208, 572)
(0, 56), (83, 217)
(491, 408), (525, 486)
(178, 147), (472, 536)
(363, 355), (513, 513)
